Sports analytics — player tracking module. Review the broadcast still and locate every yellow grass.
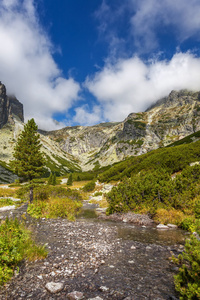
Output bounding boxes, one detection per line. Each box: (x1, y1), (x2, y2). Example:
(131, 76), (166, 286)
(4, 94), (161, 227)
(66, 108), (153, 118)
(0, 186), (19, 198)
(69, 180), (90, 189)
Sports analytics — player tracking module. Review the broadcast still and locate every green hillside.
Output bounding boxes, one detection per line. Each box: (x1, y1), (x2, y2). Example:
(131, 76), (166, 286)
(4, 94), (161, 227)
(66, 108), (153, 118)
(98, 139), (200, 182)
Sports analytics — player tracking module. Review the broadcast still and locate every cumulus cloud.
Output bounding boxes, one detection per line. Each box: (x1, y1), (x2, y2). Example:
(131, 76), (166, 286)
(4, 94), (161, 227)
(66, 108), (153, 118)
(73, 105), (102, 126)
(130, 0), (200, 51)
(95, 0), (200, 55)
(86, 52), (200, 122)
(0, 0), (80, 130)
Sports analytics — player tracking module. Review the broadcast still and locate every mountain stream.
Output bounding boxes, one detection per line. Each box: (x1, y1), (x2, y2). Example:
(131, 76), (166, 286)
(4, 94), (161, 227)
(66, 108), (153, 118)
(0, 202), (187, 300)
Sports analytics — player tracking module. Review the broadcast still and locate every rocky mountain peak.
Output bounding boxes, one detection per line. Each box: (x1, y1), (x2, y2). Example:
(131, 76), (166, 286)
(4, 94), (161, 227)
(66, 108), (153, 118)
(146, 89), (200, 111)
(0, 82), (24, 129)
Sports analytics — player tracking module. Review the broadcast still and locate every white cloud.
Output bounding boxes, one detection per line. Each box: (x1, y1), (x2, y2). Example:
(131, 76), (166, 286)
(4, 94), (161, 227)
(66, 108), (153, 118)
(86, 52), (200, 122)
(130, 0), (200, 51)
(95, 0), (200, 54)
(73, 105), (102, 126)
(0, 0), (80, 130)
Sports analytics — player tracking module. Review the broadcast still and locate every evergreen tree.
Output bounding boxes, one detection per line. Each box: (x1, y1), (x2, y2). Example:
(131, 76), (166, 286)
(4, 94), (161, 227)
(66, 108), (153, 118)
(77, 175), (81, 181)
(11, 118), (44, 202)
(48, 172), (53, 185)
(52, 173), (57, 185)
(67, 173), (73, 186)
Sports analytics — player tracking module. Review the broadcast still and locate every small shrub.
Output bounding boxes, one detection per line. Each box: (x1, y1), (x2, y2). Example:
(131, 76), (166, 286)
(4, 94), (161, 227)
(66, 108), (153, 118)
(47, 172), (53, 185)
(194, 198), (200, 218)
(93, 191), (103, 197)
(0, 218), (47, 285)
(32, 178), (46, 184)
(83, 181), (96, 192)
(181, 217), (197, 232)
(154, 208), (185, 225)
(173, 235), (200, 299)
(67, 173), (73, 186)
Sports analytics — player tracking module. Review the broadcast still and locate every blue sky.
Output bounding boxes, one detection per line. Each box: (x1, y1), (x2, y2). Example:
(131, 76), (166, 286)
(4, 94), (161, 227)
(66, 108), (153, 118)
(0, 0), (200, 130)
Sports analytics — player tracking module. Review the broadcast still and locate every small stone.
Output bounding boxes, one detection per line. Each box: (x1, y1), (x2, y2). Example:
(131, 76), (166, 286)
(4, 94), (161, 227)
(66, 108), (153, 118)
(109, 265), (114, 268)
(156, 224), (169, 229)
(128, 260), (134, 264)
(146, 246), (152, 250)
(37, 275), (43, 280)
(131, 246), (136, 250)
(167, 224), (178, 229)
(88, 297), (103, 300)
(45, 282), (64, 294)
(67, 291), (84, 300)
(99, 286), (109, 292)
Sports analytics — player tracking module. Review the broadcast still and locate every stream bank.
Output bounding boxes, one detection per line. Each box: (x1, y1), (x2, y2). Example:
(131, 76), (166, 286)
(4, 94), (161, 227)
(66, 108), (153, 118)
(0, 204), (187, 300)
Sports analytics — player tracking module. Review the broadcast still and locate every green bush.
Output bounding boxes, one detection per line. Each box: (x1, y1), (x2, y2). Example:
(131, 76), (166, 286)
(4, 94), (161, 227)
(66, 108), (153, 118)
(0, 218), (47, 285)
(98, 140), (200, 182)
(194, 199), (200, 219)
(0, 198), (15, 208)
(82, 180), (96, 192)
(173, 236), (200, 299)
(106, 165), (200, 215)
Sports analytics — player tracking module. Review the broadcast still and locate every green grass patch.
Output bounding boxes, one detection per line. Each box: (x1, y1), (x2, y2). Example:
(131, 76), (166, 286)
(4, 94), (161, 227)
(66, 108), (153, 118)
(0, 198), (16, 208)
(27, 197), (82, 220)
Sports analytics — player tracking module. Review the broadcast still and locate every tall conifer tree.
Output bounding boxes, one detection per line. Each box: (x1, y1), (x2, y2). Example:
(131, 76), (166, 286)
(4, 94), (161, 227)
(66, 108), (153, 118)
(11, 118), (44, 202)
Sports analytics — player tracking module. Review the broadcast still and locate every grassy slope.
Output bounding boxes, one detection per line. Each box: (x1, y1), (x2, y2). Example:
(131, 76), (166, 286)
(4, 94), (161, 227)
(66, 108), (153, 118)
(98, 137), (200, 182)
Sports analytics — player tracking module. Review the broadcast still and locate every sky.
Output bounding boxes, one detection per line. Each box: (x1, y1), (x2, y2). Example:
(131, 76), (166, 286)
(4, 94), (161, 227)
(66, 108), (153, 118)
(0, 0), (200, 130)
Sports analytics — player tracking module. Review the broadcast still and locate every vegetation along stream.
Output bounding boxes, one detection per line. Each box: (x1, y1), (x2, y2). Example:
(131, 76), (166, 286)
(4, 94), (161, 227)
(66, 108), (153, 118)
(0, 201), (187, 300)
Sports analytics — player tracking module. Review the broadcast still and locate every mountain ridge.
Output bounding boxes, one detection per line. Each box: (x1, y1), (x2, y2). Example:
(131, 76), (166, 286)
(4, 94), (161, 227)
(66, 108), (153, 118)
(1, 81), (200, 181)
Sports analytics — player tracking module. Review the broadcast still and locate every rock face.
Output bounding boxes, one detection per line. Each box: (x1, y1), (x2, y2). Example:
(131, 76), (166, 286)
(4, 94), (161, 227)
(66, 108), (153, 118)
(45, 90), (200, 170)
(0, 82), (24, 129)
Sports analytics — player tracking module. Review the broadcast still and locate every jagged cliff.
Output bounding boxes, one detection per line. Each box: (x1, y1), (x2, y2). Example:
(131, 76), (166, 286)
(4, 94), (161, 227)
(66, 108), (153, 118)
(0, 82), (24, 128)
(1, 80), (200, 177)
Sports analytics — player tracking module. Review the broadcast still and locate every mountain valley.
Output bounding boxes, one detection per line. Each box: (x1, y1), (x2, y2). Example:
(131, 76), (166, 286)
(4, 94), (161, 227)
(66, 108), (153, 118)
(1, 81), (200, 182)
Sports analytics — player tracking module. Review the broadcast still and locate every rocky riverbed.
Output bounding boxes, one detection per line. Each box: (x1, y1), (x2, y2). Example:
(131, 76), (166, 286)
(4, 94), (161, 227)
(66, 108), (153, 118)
(0, 205), (186, 300)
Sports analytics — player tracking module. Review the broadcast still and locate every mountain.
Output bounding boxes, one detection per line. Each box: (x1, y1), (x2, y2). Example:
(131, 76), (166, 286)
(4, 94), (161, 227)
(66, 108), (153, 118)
(0, 82), (81, 183)
(0, 81), (24, 128)
(43, 90), (200, 170)
(1, 80), (200, 182)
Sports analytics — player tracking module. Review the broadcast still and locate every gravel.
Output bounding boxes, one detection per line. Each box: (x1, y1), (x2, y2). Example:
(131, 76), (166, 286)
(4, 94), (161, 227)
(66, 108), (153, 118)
(0, 212), (182, 299)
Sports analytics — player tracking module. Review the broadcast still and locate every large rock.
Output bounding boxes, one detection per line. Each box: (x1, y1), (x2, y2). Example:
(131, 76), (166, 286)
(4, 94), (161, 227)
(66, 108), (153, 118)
(0, 82), (24, 129)
(45, 282), (64, 294)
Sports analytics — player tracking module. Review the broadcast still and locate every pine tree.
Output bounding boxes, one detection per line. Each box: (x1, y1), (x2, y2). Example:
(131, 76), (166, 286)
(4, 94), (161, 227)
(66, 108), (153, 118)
(52, 173), (57, 185)
(48, 172), (53, 185)
(11, 118), (45, 202)
(67, 173), (73, 186)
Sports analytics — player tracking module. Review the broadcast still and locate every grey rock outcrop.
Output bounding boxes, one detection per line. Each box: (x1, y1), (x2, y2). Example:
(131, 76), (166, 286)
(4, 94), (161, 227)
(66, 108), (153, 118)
(0, 164), (18, 184)
(0, 81), (24, 129)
